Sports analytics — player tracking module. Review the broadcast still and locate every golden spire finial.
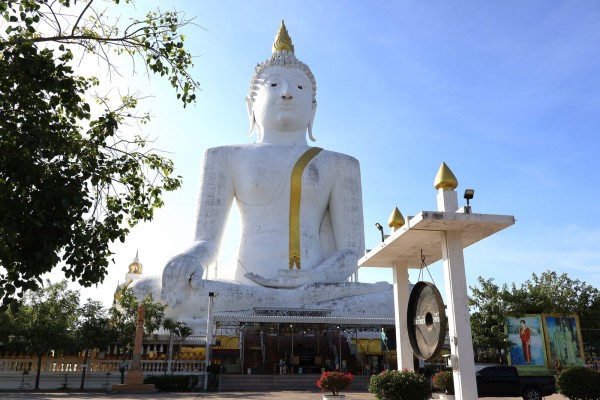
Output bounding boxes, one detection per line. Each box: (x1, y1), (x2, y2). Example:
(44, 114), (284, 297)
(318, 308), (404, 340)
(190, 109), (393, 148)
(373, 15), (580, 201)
(272, 20), (295, 53)
(128, 251), (143, 274)
(388, 207), (405, 230)
(434, 162), (458, 191)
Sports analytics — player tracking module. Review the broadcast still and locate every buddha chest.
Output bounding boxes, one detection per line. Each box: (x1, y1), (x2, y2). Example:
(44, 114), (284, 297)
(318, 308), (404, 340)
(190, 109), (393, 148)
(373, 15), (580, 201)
(230, 145), (334, 208)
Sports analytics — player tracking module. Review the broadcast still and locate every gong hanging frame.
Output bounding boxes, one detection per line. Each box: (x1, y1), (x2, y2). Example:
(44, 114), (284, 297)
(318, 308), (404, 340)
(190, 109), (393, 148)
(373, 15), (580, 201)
(407, 281), (447, 360)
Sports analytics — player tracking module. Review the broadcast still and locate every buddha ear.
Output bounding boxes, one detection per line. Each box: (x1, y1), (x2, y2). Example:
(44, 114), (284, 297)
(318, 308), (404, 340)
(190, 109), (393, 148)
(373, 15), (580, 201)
(307, 101), (317, 142)
(245, 95), (257, 137)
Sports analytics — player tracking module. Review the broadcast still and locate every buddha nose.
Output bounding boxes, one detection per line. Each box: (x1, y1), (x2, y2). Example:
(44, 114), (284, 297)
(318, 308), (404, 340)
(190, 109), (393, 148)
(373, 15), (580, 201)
(281, 82), (292, 99)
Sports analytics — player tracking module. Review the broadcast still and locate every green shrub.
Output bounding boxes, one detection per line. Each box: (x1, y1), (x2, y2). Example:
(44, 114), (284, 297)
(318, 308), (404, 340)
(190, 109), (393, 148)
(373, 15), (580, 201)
(558, 367), (600, 400)
(143, 375), (199, 391)
(369, 370), (431, 400)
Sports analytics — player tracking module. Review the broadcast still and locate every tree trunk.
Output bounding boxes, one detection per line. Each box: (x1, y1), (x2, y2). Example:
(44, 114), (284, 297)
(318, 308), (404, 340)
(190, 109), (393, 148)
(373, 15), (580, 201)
(80, 349), (89, 390)
(35, 352), (42, 390)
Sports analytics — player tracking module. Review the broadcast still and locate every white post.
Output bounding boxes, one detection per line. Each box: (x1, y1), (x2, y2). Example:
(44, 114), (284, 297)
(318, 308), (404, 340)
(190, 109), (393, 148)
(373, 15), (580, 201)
(392, 263), (413, 370)
(239, 326), (244, 371)
(167, 335), (173, 374)
(203, 292), (215, 391)
(338, 327), (342, 371)
(438, 189), (477, 400)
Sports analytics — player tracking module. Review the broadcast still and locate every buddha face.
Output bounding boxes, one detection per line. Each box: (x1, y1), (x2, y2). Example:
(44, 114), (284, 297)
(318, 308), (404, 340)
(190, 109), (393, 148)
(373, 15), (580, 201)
(250, 66), (315, 133)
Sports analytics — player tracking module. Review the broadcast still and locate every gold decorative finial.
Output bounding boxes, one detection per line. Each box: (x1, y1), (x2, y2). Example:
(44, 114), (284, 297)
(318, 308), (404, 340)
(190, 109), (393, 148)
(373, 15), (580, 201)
(388, 207), (405, 229)
(272, 20), (295, 53)
(128, 251), (143, 274)
(434, 162), (458, 191)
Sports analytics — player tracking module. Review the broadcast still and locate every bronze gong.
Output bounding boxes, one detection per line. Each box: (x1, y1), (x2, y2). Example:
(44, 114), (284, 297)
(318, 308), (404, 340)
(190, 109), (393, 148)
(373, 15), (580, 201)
(407, 281), (446, 360)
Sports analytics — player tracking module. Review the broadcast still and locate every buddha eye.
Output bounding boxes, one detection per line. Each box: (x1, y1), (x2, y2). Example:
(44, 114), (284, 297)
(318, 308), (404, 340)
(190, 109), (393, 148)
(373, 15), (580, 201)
(297, 85), (303, 90)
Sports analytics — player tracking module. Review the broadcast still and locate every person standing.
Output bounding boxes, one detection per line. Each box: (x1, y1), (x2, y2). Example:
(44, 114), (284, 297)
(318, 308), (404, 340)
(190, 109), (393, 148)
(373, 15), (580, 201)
(279, 358), (286, 374)
(564, 323), (577, 365)
(553, 318), (566, 364)
(519, 320), (532, 364)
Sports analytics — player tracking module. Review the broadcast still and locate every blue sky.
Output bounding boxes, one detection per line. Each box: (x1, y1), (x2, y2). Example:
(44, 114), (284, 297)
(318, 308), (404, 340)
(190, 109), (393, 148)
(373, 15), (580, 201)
(63, 1), (600, 306)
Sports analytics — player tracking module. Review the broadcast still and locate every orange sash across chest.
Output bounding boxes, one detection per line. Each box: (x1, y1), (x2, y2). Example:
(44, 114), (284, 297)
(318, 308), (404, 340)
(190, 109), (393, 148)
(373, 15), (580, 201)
(289, 147), (323, 269)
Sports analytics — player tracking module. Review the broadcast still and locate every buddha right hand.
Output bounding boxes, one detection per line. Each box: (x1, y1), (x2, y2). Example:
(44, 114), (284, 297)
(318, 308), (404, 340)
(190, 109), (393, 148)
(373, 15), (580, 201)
(161, 254), (204, 305)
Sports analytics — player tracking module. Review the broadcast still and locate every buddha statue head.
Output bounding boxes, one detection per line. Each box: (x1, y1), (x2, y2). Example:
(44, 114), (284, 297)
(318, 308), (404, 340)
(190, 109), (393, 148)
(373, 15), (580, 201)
(246, 21), (318, 142)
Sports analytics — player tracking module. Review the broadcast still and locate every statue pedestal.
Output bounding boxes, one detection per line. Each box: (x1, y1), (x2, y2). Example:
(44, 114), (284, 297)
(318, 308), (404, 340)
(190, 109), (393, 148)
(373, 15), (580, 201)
(110, 385), (158, 394)
(110, 370), (157, 393)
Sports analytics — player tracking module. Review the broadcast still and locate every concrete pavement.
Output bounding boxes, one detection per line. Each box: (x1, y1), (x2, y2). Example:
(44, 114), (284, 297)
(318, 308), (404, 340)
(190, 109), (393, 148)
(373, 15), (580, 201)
(0, 392), (568, 400)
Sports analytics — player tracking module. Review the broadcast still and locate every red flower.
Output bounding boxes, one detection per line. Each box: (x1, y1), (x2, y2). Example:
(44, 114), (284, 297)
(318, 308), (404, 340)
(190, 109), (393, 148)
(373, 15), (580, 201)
(316, 371), (353, 396)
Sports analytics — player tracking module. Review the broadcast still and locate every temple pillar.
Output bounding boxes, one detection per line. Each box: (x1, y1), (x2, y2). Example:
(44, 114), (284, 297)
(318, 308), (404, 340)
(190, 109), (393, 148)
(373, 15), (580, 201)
(438, 189), (477, 400)
(392, 262), (413, 370)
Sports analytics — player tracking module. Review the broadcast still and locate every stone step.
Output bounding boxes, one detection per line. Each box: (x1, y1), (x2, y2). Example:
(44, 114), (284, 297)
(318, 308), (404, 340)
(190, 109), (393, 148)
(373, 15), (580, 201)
(219, 374), (370, 392)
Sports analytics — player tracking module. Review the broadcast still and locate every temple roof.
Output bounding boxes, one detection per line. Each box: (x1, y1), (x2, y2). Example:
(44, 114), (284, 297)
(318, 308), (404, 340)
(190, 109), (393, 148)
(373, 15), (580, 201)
(214, 314), (395, 326)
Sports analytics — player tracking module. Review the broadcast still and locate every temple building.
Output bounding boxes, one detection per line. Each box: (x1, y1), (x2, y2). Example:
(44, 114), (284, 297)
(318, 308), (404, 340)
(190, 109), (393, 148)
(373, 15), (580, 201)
(113, 251), (144, 302)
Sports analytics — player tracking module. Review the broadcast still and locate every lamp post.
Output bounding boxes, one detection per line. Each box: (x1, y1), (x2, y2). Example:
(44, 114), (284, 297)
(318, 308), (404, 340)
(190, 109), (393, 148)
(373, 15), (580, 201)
(290, 324), (294, 373)
(463, 189), (475, 214)
(375, 223), (385, 242)
(203, 292), (215, 391)
(338, 326), (342, 371)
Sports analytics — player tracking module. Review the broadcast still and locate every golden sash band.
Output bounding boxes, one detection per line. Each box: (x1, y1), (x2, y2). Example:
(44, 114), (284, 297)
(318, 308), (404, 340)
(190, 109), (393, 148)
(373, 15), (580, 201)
(289, 147), (322, 269)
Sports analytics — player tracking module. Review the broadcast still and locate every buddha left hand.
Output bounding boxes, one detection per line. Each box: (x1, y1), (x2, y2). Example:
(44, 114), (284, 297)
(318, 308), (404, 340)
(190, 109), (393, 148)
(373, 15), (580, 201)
(244, 250), (360, 288)
(244, 272), (312, 289)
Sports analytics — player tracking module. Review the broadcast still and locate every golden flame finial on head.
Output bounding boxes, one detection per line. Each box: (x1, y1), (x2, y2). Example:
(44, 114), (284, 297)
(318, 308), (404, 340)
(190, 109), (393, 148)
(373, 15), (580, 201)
(272, 20), (295, 53)
(249, 21), (317, 103)
(247, 20), (317, 140)
(388, 207), (406, 230)
(434, 162), (458, 191)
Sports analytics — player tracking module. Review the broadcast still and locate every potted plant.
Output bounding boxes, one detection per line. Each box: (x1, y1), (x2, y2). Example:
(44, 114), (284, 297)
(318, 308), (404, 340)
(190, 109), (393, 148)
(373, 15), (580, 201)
(316, 371), (353, 399)
(432, 370), (455, 399)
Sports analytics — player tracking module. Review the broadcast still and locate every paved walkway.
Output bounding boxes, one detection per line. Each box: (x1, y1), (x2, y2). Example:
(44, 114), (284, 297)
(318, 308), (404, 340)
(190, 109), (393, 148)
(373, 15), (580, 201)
(0, 392), (568, 400)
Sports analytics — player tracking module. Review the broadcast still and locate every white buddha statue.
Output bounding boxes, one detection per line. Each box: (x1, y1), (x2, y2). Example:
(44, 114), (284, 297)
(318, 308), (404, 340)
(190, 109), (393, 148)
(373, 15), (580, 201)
(134, 22), (392, 322)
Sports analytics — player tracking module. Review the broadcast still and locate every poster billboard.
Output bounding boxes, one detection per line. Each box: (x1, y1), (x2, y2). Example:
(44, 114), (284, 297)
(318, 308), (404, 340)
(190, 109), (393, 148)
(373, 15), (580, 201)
(542, 314), (585, 369)
(506, 315), (548, 367)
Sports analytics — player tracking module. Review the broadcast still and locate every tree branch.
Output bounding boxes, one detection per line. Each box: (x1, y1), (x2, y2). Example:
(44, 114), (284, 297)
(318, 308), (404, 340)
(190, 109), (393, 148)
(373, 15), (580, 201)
(71, 0), (95, 36)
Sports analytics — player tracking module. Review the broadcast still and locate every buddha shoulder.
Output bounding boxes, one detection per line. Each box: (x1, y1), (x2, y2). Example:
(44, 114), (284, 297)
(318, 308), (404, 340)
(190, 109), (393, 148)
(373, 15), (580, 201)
(318, 149), (360, 169)
(202, 143), (277, 157)
(201, 144), (249, 161)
